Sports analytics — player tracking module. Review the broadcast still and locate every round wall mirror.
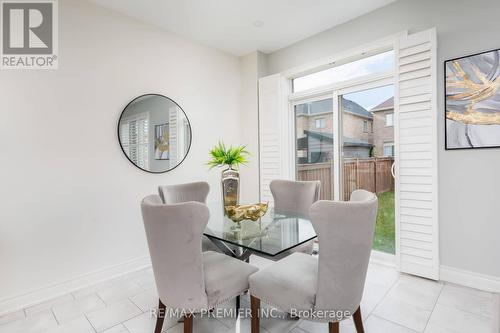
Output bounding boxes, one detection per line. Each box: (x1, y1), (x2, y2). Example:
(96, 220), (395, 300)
(118, 94), (192, 173)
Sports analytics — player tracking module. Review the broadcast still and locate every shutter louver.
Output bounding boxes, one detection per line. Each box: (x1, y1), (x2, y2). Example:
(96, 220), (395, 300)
(395, 28), (439, 280)
(258, 74), (292, 203)
(120, 115), (149, 169)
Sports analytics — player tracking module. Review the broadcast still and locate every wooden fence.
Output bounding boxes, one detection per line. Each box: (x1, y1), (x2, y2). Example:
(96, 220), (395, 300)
(297, 157), (394, 200)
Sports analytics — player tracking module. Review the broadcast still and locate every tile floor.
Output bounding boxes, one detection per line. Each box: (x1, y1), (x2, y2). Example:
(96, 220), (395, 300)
(0, 256), (498, 333)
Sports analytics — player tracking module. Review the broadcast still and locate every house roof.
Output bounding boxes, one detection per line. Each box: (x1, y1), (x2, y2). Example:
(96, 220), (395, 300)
(370, 97), (394, 112)
(303, 130), (373, 147)
(342, 98), (373, 119)
(296, 97), (373, 119)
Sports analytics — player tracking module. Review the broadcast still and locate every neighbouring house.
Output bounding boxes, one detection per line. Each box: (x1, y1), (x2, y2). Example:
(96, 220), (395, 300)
(296, 97), (374, 163)
(371, 97), (395, 157)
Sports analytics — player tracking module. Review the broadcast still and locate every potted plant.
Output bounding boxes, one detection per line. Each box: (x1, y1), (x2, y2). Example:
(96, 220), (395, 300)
(208, 142), (250, 207)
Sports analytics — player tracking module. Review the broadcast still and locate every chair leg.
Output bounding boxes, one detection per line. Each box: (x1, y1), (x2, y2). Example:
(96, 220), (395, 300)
(236, 295), (241, 317)
(250, 295), (260, 333)
(328, 322), (339, 333)
(183, 313), (193, 333)
(155, 299), (166, 333)
(352, 306), (364, 333)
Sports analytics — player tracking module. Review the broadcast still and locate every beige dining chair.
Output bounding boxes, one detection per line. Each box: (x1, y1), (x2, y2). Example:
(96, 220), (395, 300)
(261, 179), (320, 260)
(249, 190), (378, 333)
(158, 181), (220, 252)
(141, 195), (259, 333)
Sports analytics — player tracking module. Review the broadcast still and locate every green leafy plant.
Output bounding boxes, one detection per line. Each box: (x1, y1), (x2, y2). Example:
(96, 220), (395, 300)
(207, 141), (250, 169)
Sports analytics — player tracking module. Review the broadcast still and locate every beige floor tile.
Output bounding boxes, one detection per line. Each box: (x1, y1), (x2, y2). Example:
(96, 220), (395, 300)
(97, 281), (144, 305)
(123, 311), (178, 333)
(298, 319), (355, 333)
(52, 294), (106, 324)
(364, 315), (418, 333)
(129, 289), (159, 313)
(44, 317), (95, 333)
(72, 281), (114, 299)
(425, 303), (493, 333)
(223, 316), (272, 333)
(164, 316), (229, 333)
(101, 324), (130, 333)
(373, 296), (432, 332)
(437, 284), (496, 318)
(384, 274), (443, 311)
(0, 310), (58, 333)
(25, 294), (75, 317)
(86, 299), (142, 332)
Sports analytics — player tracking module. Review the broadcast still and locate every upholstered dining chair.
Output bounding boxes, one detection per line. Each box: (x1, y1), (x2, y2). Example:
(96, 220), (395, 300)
(249, 190), (378, 333)
(158, 181), (209, 204)
(263, 179), (321, 260)
(141, 195), (259, 333)
(158, 181), (220, 252)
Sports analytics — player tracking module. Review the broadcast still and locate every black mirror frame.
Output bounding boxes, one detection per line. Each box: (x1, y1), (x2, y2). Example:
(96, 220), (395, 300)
(117, 93), (193, 174)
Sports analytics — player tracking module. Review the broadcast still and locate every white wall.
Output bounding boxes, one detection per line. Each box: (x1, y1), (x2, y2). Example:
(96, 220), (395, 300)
(0, 0), (242, 309)
(238, 51), (267, 203)
(266, 0), (500, 279)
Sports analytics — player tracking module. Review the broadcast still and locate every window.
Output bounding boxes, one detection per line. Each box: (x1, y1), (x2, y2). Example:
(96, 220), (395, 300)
(293, 50), (394, 92)
(370, 121), (374, 133)
(315, 118), (326, 129)
(294, 97), (334, 199)
(363, 120), (368, 133)
(385, 113), (394, 127)
(383, 142), (395, 157)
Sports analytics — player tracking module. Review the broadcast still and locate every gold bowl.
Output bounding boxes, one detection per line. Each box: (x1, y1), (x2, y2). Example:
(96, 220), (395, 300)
(224, 203), (269, 223)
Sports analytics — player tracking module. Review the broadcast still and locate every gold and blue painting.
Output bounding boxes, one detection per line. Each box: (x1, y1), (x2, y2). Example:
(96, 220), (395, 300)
(154, 123), (169, 160)
(446, 48), (500, 149)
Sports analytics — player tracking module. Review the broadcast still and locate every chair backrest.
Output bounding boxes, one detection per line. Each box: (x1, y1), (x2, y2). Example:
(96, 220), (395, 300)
(270, 179), (321, 215)
(158, 181), (210, 204)
(141, 195), (209, 311)
(310, 189), (378, 315)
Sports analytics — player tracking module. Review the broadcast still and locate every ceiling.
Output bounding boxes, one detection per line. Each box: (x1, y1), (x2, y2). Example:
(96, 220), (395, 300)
(90, 0), (396, 56)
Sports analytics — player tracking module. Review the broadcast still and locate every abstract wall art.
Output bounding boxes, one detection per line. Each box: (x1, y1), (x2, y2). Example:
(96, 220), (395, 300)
(445, 48), (500, 149)
(154, 123), (170, 160)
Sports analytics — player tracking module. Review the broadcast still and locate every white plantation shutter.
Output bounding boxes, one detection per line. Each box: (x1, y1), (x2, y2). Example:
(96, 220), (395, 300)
(120, 114), (149, 169)
(169, 107), (178, 165)
(395, 28), (439, 280)
(258, 74), (293, 203)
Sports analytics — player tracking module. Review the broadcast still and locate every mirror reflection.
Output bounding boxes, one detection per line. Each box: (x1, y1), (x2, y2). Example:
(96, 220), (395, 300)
(118, 94), (192, 173)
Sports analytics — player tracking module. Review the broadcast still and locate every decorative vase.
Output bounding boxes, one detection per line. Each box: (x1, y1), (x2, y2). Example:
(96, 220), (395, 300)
(221, 166), (239, 208)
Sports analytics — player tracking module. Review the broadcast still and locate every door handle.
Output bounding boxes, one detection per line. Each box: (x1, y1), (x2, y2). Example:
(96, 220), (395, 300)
(391, 162), (396, 178)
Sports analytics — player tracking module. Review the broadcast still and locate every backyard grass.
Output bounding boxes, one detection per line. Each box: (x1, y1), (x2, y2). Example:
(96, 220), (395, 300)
(373, 191), (395, 254)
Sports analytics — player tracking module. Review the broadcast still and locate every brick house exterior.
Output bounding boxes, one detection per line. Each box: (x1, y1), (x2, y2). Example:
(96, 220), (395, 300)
(370, 97), (395, 157)
(296, 98), (374, 163)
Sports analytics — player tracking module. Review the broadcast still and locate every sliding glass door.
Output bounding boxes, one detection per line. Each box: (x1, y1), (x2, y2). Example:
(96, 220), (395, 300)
(292, 83), (396, 254)
(339, 85), (395, 254)
(294, 97), (335, 200)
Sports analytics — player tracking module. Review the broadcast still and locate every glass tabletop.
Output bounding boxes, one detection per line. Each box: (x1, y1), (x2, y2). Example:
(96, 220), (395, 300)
(204, 203), (317, 257)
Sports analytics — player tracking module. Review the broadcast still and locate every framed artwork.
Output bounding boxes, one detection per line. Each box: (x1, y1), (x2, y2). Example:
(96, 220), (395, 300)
(154, 123), (170, 160)
(445, 48), (500, 150)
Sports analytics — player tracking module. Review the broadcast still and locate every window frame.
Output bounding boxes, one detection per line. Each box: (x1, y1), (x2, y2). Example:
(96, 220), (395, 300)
(315, 117), (326, 129)
(383, 141), (395, 157)
(292, 50), (396, 93)
(385, 112), (394, 127)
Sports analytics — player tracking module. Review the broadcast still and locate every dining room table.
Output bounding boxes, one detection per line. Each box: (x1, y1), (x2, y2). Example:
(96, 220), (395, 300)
(203, 203), (317, 262)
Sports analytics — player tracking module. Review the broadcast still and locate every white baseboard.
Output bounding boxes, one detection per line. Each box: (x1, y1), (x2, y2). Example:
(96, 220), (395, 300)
(370, 250), (396, 267)
(440, 265), (500, 293)
(0, 256), (151, 316)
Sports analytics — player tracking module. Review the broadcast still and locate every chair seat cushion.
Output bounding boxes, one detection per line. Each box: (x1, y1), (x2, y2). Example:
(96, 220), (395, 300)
(249, 252), (318, 312)
(203, 251), (258, 308)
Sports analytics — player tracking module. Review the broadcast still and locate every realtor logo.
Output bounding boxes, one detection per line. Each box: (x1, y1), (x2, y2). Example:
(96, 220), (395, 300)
(1, 0), (58, 69)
